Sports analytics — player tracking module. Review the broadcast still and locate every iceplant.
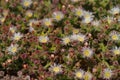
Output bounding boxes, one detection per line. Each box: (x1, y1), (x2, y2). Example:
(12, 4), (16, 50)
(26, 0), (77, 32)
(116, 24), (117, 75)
(21, 0), (33, 8)
(83, 71), (93, 80)
(81, 47), (93, 58)
(109, 31), (120, 41)
(49, 63), (62, 74)
(74, 69), (84, 79)
(82, 11), (94, 24)
(62, 36), (71, 45)
(9, 26), (17, 34)
(12, 32), (23, 41)
(103, 68), (113, 79)
(7, 44), (19, 55)
(111, 46), (120, 55)
(110, 6), (120, 15)
(74, 8), (84, 17)
(42, 18), (52, 27)
(39, 36), (49, 43)
(52, 11), (64, 21)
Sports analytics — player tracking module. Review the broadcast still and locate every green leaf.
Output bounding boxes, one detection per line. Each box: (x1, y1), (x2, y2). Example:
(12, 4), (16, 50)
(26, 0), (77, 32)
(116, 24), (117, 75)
(99, 43), (107, 52)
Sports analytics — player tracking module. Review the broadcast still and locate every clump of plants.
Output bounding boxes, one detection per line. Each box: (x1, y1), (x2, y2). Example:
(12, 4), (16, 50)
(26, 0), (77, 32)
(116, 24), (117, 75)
(0, 0), (120, 80)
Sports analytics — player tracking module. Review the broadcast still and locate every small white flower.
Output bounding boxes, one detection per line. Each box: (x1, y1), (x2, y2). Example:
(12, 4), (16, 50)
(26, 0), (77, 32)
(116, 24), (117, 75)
(3, 10), (9, 17)
(49, 63), (62, 74)
(72, 28), (79, 34)
(88, 0), (94, 3)
(71, 0), (80, 2)
(42, 18), (52, 27)
(21, 0), (32, 8)
(106, 16), (114, 24)
(110, 6), (120, 15)
(52, 11), (64, 21)
(82, 17), (93, 24)
(24, 75), (30, 80)
(12, 32), (23, 41)
(7, 44), (19, 55)
(28, 19), (39, 27)
(9, 26), (17, 33)
(28, 19), (35, 27)
(70, 33), (86, 42)
(82, 11), (94, 24)
(83, 11), (94, 19)
(103, 68), (112, 79)
(74, 69), (84, 79)
(84, 71), (93, 80)
(70, 34), (78, 41)
(82, 47), (93, 58)
(117, 16), (120, 22)
(29, 26), (34, 32)
(74, 8), (84, 17)
(25, 10), (33, 17)
(109, 31), (120, 41)
(112, 47), (120, 55)
(92, 20), (100, 27)
(76, 33), (86, 42)
(62, 36), (71, 45)
(39, 36), (49, 43)
(0, 16), (6, 23)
